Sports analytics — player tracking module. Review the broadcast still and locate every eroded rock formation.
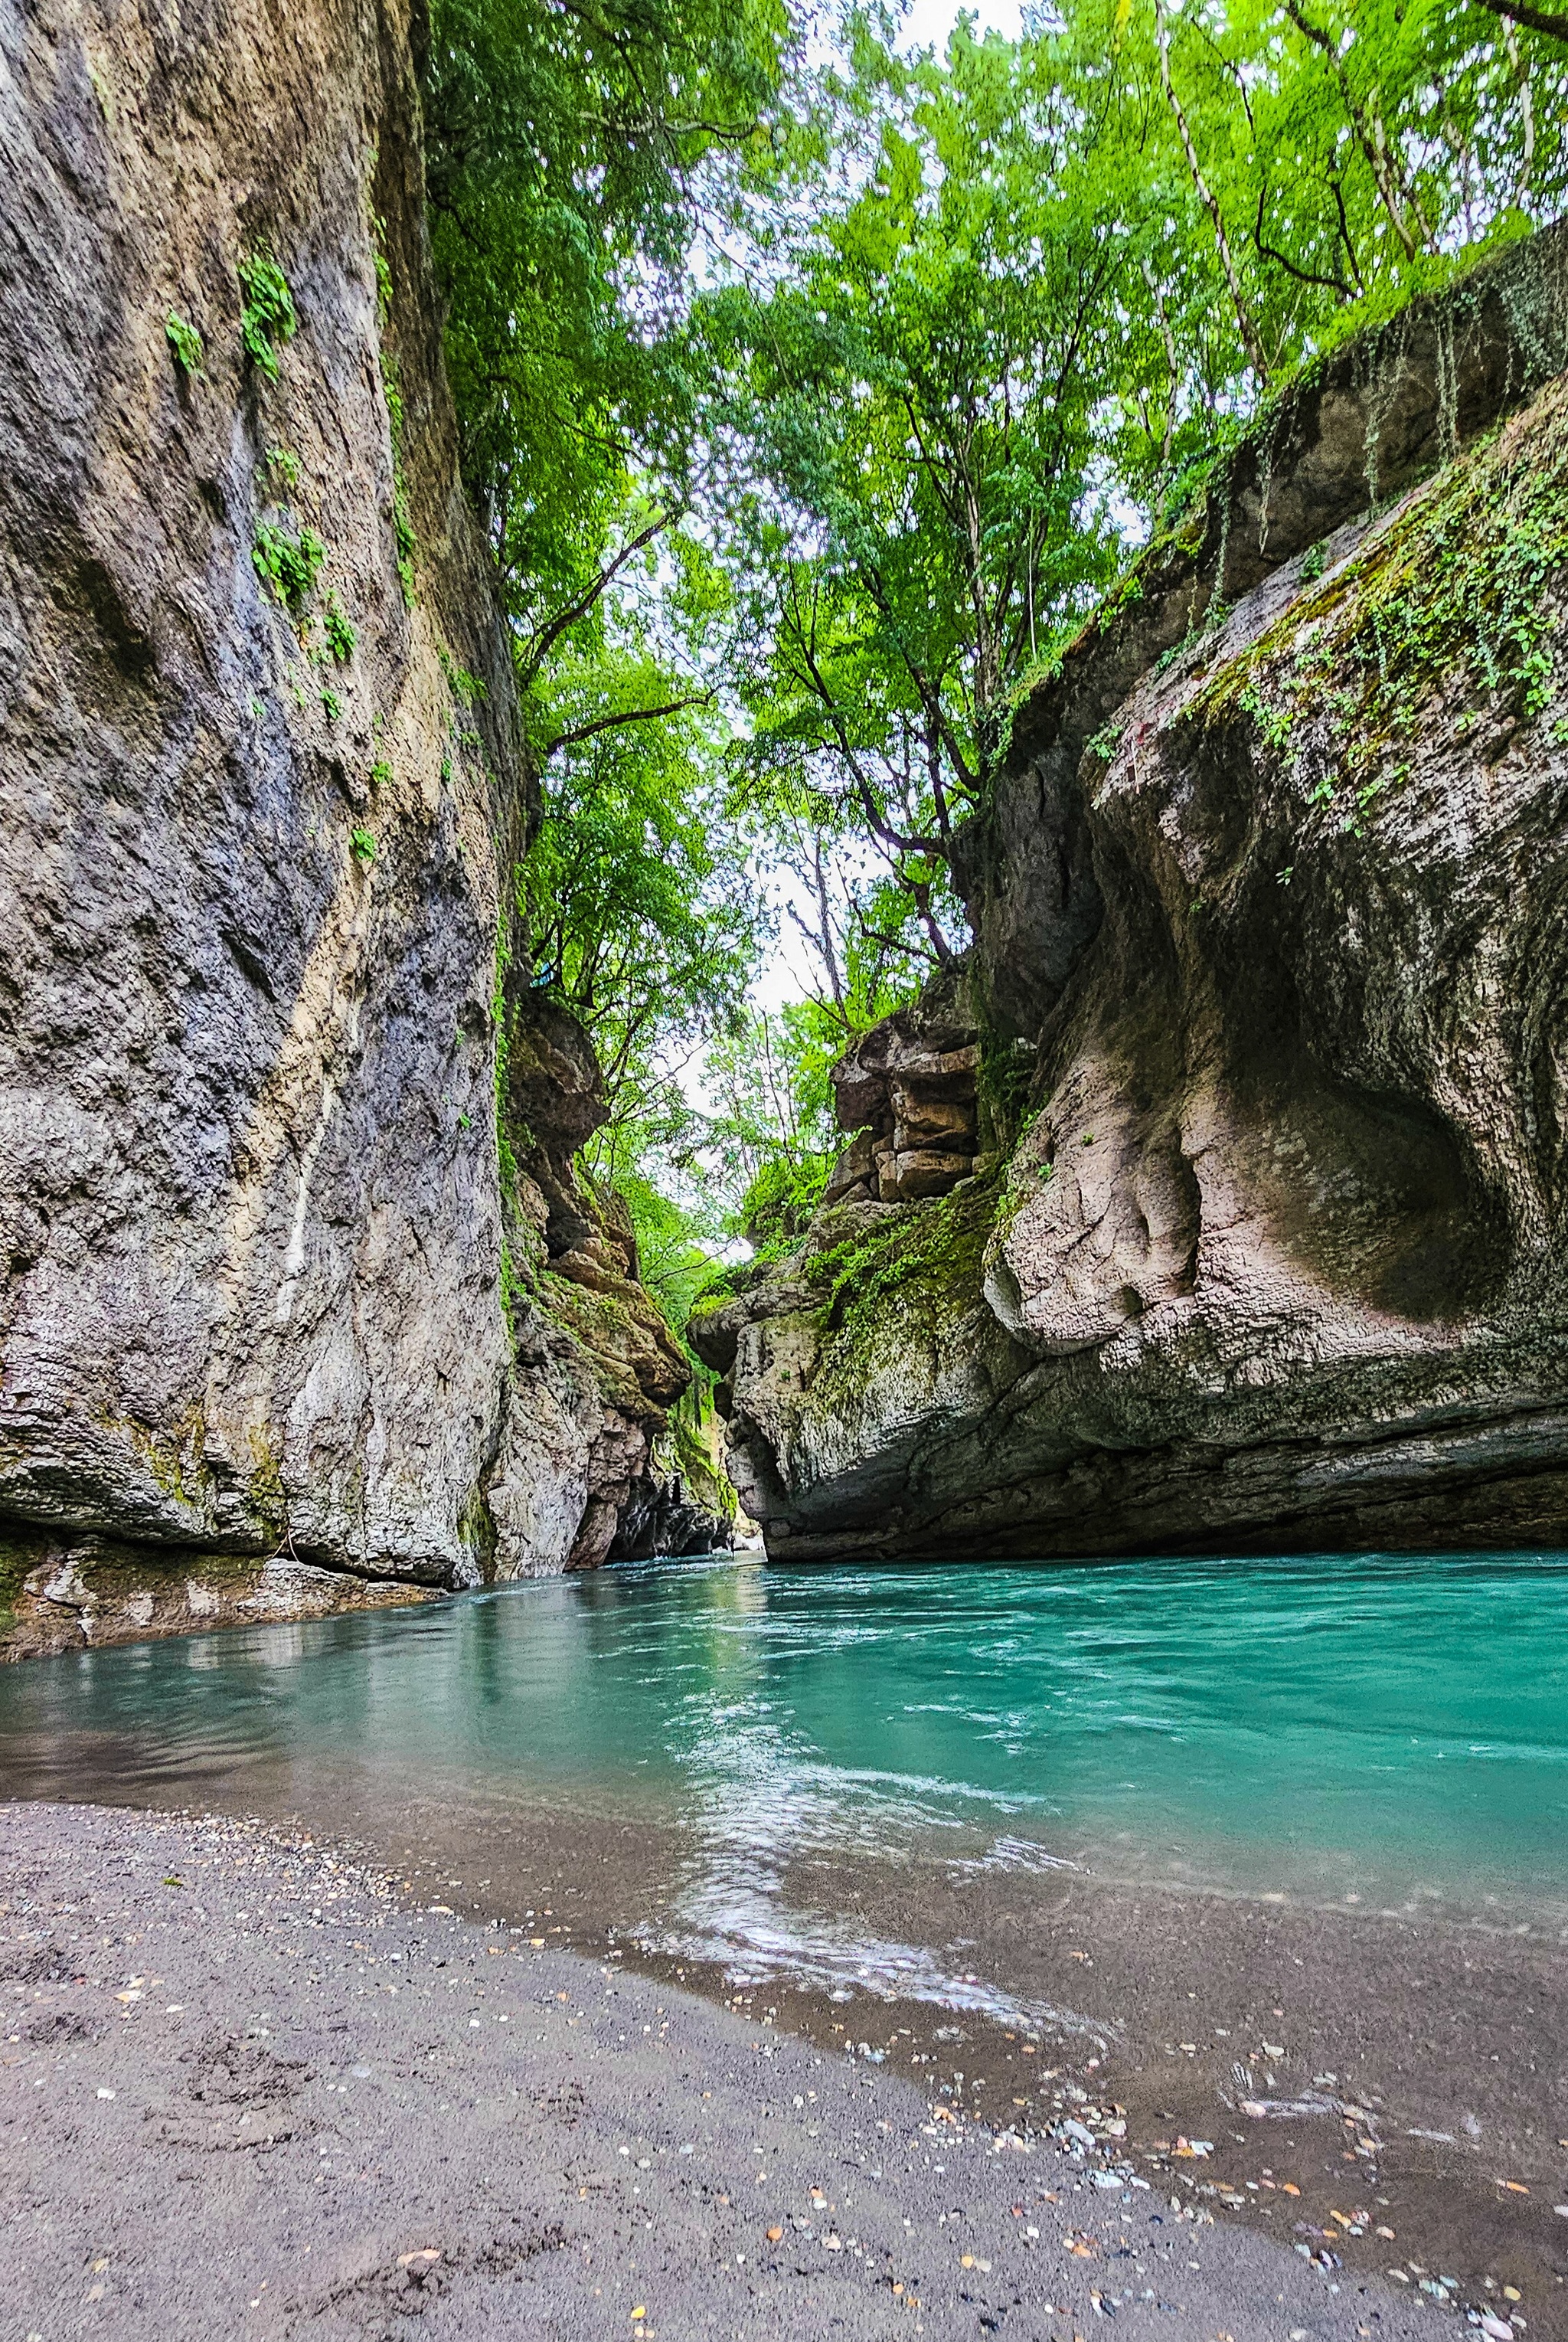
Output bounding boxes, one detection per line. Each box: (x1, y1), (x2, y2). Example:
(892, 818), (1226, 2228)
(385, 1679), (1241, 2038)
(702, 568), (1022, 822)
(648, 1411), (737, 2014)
(698, 223), (1568, 1562)
(488, 991), (730, 1576)
(0, 0), (721, 1659)
(821, 985), (987, 1206)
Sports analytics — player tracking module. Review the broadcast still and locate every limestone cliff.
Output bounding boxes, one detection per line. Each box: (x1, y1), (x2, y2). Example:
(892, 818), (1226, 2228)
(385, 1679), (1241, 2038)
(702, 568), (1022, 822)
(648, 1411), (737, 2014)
(0, 0), (721, 1660)
(697, 224), (1568, 1561)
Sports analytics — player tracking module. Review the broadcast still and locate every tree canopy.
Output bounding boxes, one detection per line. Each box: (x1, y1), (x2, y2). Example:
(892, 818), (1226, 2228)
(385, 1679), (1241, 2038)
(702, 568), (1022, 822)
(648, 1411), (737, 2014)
(420, 0), (1568, 1313)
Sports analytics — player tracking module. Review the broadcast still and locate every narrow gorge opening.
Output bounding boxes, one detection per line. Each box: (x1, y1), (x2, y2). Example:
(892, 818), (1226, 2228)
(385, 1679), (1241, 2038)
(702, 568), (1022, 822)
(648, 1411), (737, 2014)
(4, 0), (1568, 2327)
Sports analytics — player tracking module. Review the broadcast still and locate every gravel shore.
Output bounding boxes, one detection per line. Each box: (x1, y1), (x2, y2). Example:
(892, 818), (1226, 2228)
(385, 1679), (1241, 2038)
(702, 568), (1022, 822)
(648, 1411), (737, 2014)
(0, 1801), (1441, 2340)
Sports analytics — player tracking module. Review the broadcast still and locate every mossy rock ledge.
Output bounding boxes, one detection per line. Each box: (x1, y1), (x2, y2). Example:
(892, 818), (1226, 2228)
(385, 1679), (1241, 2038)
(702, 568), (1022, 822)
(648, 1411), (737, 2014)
(697, 225), (1568, 1563)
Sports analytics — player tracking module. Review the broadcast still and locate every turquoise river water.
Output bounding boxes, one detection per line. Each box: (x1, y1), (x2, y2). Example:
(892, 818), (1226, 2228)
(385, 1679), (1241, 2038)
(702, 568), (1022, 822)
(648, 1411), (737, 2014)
(2, 1549), (1568, 2023)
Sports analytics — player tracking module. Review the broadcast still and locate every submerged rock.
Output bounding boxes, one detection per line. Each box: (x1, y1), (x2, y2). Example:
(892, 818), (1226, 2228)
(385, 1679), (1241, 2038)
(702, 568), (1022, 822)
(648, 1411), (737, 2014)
(700, 224), (1568, 1562)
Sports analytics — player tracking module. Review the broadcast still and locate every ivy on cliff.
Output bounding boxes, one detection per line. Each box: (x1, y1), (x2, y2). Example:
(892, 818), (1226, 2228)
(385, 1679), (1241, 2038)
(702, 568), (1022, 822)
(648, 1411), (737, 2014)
(1189, 371), (1568, 833)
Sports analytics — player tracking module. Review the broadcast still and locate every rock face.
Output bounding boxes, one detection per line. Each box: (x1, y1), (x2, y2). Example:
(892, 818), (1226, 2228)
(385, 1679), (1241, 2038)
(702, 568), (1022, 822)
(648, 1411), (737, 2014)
(821, 978), (987, 1207)
(0, 0), (720, 1659)
(698, 224), (1568, 1562)
(488, 992), (732, 1576)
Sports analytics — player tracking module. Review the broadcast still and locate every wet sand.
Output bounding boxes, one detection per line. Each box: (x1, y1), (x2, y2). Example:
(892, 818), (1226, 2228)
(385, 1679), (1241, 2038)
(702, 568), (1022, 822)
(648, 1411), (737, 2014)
(689, 1871), (1568, 2321)
(354, 1791), (1568, 2326)
(4, 1799), (1449, 2341)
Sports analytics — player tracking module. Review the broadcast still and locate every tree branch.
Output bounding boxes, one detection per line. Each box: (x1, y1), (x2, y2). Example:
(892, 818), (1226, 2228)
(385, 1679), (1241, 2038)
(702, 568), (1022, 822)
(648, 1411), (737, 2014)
(1252, 182), (1352, 296)
(518, 512), (673, 683)
(853, 915), (944, 967)
(1468, 0), (1568, 41)
(784, 604), (949, 859)
(1157, 0), (1271, 380)
(542, 691), (714, 756)
(1284, 0), (1430, 257)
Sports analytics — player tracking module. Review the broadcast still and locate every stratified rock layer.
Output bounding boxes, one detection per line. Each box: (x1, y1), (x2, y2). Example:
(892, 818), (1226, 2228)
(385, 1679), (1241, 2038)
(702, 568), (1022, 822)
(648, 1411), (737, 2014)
(821, 980), (986, 1208)
(699, 225), (1568, 1562)
(0, 0), (720, 1657)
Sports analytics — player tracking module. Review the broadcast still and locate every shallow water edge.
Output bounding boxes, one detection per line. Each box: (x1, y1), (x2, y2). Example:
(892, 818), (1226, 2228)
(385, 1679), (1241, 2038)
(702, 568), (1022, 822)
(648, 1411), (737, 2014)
(2, 1551), (1566, 2314)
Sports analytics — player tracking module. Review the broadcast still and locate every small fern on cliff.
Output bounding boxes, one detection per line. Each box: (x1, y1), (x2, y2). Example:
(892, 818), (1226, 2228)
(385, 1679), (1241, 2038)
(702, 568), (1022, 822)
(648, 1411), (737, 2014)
(323, 590), (358, 663)
(237, 249), (297, 381)
(252, 520), (325, 614)
(165, 312), (203, 378)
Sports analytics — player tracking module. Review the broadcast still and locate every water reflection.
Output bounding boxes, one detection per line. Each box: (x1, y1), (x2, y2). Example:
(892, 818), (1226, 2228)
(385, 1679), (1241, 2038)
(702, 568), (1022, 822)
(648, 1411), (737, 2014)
(650, 1685), (1104, 2031)
(4, 1550), (1568, 2013)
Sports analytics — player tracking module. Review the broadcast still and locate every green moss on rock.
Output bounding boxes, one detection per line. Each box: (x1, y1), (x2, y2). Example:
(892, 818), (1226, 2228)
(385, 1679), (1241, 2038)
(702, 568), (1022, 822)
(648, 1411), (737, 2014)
(1186, 378), (1568, 831)
(766, 1178), (1001, 1425)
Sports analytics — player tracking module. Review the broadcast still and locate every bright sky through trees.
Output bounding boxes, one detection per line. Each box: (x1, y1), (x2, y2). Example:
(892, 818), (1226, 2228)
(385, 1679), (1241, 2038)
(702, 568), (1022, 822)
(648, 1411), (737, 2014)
(901, 0), (1023, 47)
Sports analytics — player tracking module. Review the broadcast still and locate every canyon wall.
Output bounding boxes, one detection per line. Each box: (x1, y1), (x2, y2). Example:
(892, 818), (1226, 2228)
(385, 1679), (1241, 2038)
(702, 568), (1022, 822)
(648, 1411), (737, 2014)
(697, 224), (1568, 1562)
(0, 0), (720, 1659)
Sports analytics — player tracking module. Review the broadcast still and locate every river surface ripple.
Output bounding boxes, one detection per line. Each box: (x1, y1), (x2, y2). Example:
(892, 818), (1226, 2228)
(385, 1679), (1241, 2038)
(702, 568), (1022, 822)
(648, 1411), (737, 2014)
(3, 1549), (1567, 2003)
(11, 1549), (1568, 2302)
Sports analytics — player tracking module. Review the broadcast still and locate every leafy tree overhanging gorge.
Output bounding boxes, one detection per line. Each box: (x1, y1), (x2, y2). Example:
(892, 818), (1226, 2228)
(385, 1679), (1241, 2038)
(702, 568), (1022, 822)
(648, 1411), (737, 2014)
(422, 0), (1568, 1316)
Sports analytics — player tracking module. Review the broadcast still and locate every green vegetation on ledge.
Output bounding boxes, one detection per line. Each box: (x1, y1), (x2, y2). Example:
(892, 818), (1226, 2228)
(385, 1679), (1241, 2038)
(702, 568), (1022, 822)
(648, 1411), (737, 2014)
(1186, 373), (1568, 834)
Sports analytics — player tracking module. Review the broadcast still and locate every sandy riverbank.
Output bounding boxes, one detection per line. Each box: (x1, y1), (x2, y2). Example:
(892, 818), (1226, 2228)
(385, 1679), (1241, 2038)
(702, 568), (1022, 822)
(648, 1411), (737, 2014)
(0, 1801), (1443, 2341)
(234, 1761), (1564, 2314)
